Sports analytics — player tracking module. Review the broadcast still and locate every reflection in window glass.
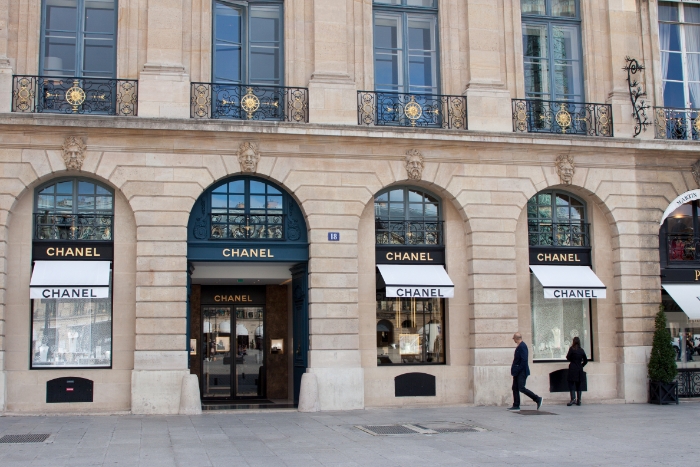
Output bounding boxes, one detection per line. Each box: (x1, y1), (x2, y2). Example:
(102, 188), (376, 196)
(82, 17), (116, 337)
(375, 187), (441, 245)
(531, 274), (591, 361)
(376, 291), (444, 365)
(32, 292), (112, 368)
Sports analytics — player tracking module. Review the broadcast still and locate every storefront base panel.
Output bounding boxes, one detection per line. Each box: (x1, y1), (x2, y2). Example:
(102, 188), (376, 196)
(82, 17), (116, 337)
(364, 366), (469, 407)
(131, 370), (193, 415)
(525, 362), (620, 403)
(620, 346), (652, 403)
(307, 367), (364, 411)
(4, 369), (132, 414)
(471, 366), (513, 406)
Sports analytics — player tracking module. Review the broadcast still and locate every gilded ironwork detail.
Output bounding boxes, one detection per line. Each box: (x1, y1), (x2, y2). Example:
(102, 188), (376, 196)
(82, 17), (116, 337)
(211, 214), (284, 240)
(34, 213), (113, 241)
(375, 219), (443, 245)
(528, 220), (590, 247)
(190, 83), (309, 122)
(11, 75), (138, 116)
(357, 91), (467, 129)
(511, 99), (613, 137)
(654, 107), (700, 141)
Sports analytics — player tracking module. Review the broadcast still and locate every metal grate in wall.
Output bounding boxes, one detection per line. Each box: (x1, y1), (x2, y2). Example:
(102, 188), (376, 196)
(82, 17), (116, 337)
(0, 434), (51, 444)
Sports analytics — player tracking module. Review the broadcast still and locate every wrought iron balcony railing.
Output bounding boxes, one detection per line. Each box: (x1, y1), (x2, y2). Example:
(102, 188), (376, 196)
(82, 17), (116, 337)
(358, 91), (467, 129)
(13, 75), (137, 116)
(512, 99), (613, 137)
(654, 107), (700, 141)
(210, 213), (285, 240)
(375, 219), (444, 245)
(668, 234), (700, 262)
(528, 220), (590, 247)
(190, 83), (308, 122)
(34, 213), (113, 241)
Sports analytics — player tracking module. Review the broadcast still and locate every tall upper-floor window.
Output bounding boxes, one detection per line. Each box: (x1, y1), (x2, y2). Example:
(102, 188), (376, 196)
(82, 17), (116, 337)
(40, 0), (117, 78)
(373, 0), (439, 95)
(521, 0), (582, 102)
(35, 178), (114, 241)
(527, 190), (588, 247)
(659, 1), (700, 109)
(213, 1), (283, 86)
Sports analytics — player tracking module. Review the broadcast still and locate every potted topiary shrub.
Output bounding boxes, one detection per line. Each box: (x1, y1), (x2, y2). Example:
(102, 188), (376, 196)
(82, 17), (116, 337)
(648, 305), (679, 404)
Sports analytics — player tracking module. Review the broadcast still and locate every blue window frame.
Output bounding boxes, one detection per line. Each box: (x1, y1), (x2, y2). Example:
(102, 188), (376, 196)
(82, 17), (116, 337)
(373, 0), (439, 95)
(521, 0), (583, 102)
(659, 1), (700, 109)
(213, 0), (283, 85)
(40, 0), (117, 78)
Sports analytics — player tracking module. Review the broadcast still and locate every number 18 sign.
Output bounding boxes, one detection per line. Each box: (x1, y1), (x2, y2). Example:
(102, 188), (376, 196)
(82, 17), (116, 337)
(328, 232), (340, 241)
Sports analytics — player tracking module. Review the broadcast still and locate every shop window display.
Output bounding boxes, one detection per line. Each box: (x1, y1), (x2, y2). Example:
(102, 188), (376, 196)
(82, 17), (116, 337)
(32, 294), (112, 368)
(531, 273), (591, 360)
(376, 290), (444, 365)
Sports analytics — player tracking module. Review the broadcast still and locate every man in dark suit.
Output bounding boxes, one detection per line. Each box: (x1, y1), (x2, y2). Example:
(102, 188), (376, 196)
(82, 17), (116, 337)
(508, 332), (543, 411)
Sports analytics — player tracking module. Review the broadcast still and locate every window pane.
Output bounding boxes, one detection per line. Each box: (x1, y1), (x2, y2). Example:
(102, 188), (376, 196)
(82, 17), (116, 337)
(408, 17), (435, 51)
(56, 196), (73, 211)
(659, 2), (679, 22)
(46, 1), (78, 31)
(375, 52), (402, 90)
(95, 196), (112, 211)
(686, 4), (700, 24)
(44, 36), (77, 74)
(83, 38), (115, 75)
(374, 15), (401, 49)
(409, 52), (436, 90)
(212, 194), (227, 209)
(552, 26), (580, 60)
(215, 2), (241, 43)
(250, 181), (266, 193)
(425, 202), (438, 218)
(552, 0), (576, 17)
(665, 52), (684, 81)
(228, 180), (245, 193)
(229, 195), (244, 209)
(531, 274), (591, 361)
(687, 54), (700, 81)
(374, 0), (401, 4)
(406, 0), (437, 7)
(78, 181), (95, 194)
(250, 195), (265, 209)
(38, 195), (55, 210)
(663, 80), (686, 108)
(78, 195), (95, 210)
(521, 0), (545, 15)
(389, 189), (404, 202)
(389, 202), (404, 217)
(84, 1), (115, 34)
(686, 25), (700, 53)
(523, 24), (548, 58)
(250, 6), (281, 43)
(555, 194), (569, 205)
(524, 59), (550, 97)
(538, 192), (551, 205)
(266, 196), (282, 209)
(214, 45), (241, 82)
(408, 203), (423, 218)
(32, 295), (113, 368)
(56, 181), (73, 193)
(250, 46), (280, 82)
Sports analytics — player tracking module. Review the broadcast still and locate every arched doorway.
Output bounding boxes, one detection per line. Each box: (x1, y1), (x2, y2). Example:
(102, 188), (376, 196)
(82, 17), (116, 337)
(186, 176), (308, 403)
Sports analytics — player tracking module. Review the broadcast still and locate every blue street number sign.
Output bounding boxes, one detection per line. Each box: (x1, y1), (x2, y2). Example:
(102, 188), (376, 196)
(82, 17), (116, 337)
(328, 232), (340, 241)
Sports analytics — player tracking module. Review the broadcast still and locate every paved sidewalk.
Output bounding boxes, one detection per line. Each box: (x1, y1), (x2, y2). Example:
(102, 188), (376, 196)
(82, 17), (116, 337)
(0, 402), (697, 467)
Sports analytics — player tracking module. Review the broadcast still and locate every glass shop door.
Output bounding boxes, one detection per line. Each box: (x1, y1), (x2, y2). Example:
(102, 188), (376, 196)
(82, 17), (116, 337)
(234, 306), (264, 397)
(202, 306), (233, 398)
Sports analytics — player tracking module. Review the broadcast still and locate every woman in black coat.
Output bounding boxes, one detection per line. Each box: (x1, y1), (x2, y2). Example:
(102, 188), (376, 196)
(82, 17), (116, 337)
(566, 336), (588, 406)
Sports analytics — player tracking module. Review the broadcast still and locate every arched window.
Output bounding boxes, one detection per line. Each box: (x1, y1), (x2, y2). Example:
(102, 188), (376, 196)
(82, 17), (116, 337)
(527, 190), (588, 247)
(374, 187), (441, 245)
(34, 178), (114, 241)
(210, 178), (284, 239)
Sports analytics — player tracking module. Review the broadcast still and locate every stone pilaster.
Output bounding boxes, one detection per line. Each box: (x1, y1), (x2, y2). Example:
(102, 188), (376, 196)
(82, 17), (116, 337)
(307, 0), (358, 124)
(0, 0), (13, 113)
(463, 0), (512, 132)
(137, 0), (190, 118)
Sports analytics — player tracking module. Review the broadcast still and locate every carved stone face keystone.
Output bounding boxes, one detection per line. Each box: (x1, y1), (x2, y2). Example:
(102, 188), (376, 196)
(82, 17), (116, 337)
(405, 149), (424, 181)
(237, 142), (260, 173)
(692, 160), (700, 188)
(61, 136), (86, 171)
(555, 154), (575, 185)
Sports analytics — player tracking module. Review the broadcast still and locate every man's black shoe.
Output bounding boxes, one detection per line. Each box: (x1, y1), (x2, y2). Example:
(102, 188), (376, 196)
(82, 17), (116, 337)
(507, 406), (520, 411)
(537, 397), (544, 410)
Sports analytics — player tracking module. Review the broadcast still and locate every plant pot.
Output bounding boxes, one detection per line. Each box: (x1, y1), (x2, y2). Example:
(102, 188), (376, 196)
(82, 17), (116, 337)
(649, 381), (679, 405)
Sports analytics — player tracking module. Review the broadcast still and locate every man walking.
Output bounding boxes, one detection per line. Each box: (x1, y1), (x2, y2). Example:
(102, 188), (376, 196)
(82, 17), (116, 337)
(508, 332), (543, 411)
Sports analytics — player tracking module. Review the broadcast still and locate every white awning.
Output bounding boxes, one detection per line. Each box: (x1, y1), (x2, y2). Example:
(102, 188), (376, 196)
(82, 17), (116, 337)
(30, 261), (111, 299)
(530, 265), (606, 299)
(662, 284), (700, 319)
(377, 264), (454, 298)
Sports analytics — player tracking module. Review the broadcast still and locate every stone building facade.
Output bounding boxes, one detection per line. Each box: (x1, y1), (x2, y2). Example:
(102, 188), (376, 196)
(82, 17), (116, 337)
(0, 0), (696, 414)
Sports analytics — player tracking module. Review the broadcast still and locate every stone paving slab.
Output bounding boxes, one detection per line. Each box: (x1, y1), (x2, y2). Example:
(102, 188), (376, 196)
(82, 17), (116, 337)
(0, 403), (697, 466)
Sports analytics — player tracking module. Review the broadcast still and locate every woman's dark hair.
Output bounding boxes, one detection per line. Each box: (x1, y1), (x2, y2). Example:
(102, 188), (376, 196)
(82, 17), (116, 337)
(572, 336), (581, 349)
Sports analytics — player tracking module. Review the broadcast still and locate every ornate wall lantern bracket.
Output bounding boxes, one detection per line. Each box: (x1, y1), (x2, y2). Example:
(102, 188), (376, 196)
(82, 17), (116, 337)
(623, 57), (651, 137)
